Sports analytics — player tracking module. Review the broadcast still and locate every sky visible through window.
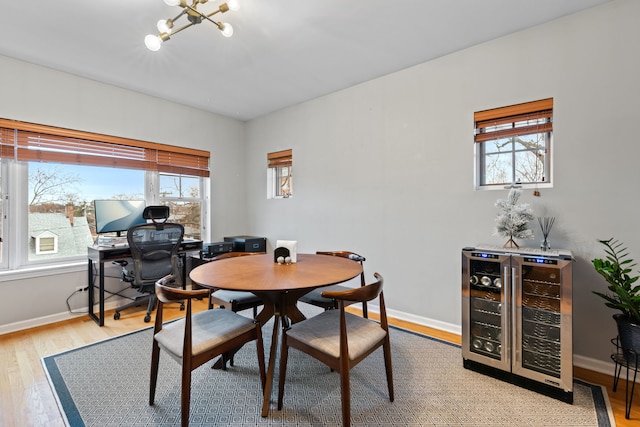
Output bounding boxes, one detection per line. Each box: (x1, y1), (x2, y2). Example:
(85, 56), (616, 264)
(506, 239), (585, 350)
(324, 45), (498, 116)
(29, 162), (144, 204)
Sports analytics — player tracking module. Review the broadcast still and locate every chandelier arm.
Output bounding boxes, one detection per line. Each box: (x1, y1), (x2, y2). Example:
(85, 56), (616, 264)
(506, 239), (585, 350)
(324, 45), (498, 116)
(202, 12), (225, 30)
(169, 8), (189, 23)
(183, 3), (227, 29)
(184, 4), (221, 21)
(169, 21), (197, 36)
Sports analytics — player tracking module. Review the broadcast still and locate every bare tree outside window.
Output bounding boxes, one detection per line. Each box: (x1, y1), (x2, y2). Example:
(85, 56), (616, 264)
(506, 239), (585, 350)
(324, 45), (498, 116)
(29, 166), (82, 207)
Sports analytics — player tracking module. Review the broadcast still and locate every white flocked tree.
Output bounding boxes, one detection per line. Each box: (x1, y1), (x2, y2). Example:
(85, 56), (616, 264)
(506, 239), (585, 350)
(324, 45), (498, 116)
(494, 188), (534, 248)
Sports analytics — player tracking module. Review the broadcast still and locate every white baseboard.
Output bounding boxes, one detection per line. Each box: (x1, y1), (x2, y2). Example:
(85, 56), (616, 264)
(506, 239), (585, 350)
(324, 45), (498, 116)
(0, 300), (122, 335)
(574, 354), (616, 377)
(385, 306), (462, 335)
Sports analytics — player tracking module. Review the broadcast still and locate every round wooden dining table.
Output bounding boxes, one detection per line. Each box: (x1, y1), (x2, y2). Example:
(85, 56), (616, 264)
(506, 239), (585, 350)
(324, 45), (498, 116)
(189, 252), (363, 417)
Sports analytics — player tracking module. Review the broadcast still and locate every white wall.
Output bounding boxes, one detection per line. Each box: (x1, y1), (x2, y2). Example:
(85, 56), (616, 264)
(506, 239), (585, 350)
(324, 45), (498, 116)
(0, 55), (247, 328)
(244, 0), (640, 369)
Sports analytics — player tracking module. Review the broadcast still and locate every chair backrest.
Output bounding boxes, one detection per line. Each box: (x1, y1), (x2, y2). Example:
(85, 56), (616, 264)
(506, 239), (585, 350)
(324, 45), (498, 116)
(322, 272), (383, 305)
(155, 275), (209, 305)
(316, 250), (366, 287)
(153, 275), (211, 344)
(143, 205), (170, 222)
(127, 221), (184, 285)
(211, 251), (265, 261)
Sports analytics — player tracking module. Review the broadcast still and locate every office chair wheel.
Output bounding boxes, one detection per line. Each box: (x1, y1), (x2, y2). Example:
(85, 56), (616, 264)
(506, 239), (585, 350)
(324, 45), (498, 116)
(114, 312), (121, 320)
(144, 314), (151, 323)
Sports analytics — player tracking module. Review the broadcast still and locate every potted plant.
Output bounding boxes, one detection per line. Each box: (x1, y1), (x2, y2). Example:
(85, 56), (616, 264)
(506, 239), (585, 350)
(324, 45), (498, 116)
(592, 238), (640, 418)
(592, 238), (640, 359)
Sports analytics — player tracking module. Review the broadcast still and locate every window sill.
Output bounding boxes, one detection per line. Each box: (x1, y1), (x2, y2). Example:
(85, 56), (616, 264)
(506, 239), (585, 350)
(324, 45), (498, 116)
(475, 183), (553, 191)
(0, 260), (86, 282)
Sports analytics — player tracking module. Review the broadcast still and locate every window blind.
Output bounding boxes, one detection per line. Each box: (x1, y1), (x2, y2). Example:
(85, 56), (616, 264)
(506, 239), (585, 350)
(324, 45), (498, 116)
(267, 149), (292, 168)
(0, 119), (210, 177)
(474, 98), (553, 143)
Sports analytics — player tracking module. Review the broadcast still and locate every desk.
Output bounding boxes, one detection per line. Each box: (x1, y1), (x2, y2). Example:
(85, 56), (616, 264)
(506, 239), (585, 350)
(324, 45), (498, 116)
(87, 239), (202, 326)
(189, 253), (362, 417)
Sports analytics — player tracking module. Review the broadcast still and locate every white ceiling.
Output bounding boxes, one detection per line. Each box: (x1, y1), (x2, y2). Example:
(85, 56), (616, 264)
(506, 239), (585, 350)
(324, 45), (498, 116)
(0, 0), (612, 121)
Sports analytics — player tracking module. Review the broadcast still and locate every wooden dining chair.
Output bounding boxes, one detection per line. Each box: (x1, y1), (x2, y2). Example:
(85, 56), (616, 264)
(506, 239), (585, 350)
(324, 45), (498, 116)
(150, 275), (266, 427)
(298, 251), (368, 318)
(208, 251), (265, 318)
(277, 272), (393, 427)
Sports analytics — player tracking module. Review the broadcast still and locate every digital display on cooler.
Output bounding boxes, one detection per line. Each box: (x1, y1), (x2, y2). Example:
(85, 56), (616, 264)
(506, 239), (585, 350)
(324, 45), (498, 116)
(524, 257), (558, 265)
(471, 252), (499, 259)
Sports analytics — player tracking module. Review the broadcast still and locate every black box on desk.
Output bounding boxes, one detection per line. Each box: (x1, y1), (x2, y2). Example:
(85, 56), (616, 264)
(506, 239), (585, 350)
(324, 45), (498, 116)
(202, 241), (234, 258)
(224, 235), (267, 252)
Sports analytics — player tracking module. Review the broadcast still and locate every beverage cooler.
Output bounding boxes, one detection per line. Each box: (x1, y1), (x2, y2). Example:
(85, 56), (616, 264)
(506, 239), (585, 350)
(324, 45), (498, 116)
(461, 246), (574, 403)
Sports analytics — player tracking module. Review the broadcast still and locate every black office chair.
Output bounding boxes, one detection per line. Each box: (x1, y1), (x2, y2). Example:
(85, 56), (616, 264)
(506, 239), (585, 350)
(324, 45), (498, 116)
(113, 206), (184, 323)
(298, 251), (368, 318)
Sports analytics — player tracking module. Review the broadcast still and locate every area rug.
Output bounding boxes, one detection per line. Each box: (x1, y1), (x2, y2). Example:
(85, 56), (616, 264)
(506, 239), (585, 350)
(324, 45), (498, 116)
(43, 312), (615, 426)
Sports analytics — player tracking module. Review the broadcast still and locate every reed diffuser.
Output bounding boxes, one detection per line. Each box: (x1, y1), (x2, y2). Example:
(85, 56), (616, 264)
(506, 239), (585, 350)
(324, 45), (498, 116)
(538, 217), (555, 251)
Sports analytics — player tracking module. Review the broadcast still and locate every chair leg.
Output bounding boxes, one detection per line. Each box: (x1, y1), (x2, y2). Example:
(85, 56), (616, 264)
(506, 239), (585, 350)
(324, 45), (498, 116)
(340, 368), (351, 427)
(383, 336), (395, 401)
(181, 364), (191, 427)
(145, 294), (157, 323)
(149, 341), (161, 405)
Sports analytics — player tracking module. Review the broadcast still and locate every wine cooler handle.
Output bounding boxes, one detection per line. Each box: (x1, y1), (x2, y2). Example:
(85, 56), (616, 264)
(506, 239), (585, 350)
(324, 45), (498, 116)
(503, 266), (512, 303)
(502, 265), (510, 363)
(511, 266), (518, 365)
(510, 266), (517, 318)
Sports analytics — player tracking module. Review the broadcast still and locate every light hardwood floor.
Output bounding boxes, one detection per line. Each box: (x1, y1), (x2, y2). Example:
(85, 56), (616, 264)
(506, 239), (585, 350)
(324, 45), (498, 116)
(0, 301), (637, 426)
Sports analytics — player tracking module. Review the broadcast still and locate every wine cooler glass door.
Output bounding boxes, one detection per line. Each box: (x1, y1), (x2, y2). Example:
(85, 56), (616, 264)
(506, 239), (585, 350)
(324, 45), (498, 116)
(462, 251), (511, 371)
(512, 256), (573, 393)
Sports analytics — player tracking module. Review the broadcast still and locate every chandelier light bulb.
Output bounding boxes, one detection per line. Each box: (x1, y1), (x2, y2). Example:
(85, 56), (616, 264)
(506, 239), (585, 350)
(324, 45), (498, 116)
(157, 19), (172, 34)
(220, 22), (233, 37)
(144, 34), (163, 51)
(227, 0), (240, 11)
(163, 0), (180, 6)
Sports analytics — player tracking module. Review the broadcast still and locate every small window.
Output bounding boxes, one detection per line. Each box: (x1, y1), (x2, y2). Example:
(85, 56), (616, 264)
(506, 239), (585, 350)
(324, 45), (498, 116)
(34, 232), (58, 255)
(267, 149), (293, 198)
(474, 98), (553, 189)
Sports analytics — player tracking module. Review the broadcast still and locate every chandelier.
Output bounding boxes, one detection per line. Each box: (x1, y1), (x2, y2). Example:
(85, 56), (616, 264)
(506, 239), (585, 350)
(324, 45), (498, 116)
(145, 0), (239, 51)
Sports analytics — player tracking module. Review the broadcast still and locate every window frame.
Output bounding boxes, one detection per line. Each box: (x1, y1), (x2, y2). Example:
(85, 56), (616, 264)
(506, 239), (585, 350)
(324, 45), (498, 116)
(267, 149), (293, 199)
(0, 119), (211, 274)
(474, 98), (553, 190)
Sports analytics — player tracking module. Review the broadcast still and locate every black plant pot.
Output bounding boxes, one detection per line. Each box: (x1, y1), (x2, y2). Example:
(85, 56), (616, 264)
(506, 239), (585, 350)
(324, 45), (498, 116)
(614, 313), (640, 357)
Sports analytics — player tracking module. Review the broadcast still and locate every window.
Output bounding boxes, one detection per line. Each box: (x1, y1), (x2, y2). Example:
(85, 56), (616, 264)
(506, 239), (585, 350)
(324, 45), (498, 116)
(158, 173), (204, 240)
(0, 119), (210, 270)
(35, 233), (57, 255)
(267, 149), (293, 198)
(474, 98), (553, 189)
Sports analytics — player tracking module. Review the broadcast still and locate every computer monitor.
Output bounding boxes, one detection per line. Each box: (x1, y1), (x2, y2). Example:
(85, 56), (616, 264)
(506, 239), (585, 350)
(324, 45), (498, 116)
(94, 200), (147, 236)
